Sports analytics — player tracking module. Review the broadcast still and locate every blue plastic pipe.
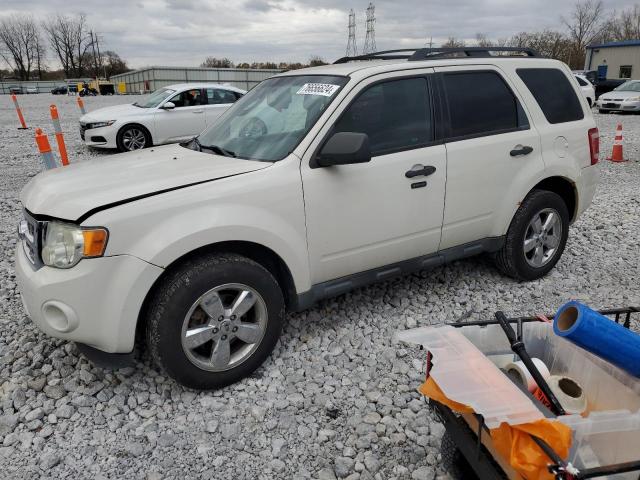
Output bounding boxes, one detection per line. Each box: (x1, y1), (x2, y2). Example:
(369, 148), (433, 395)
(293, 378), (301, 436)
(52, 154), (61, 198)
(554, 301), (640, 377)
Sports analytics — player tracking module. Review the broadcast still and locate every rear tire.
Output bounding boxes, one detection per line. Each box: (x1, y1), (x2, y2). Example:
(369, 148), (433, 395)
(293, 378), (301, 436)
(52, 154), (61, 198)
(145, 253), (285, 389)
(494, 190), (569, 281)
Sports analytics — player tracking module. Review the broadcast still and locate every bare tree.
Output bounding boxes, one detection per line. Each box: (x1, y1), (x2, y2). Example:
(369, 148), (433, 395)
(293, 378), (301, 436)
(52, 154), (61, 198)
(200, 57), (234, 68)
(561, 0), (606, 68)
(308, 55), (327, 67)
(606, 5), (640, 41)
(0, 15), (40, 80)
(102, 50), (129, 78)
(441, 37), (465, 48)
(475, 33), (494, 48)
(43, 14), (92, 77)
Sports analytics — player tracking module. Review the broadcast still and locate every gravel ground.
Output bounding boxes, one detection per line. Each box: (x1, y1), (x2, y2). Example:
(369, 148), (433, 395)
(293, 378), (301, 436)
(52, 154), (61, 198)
(0, 94), (639, 480)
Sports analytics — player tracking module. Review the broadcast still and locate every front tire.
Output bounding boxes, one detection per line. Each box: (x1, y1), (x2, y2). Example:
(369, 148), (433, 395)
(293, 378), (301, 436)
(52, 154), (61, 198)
(494, 190), (569, 281)
(116, 125), (151, 152)
(145, 253), (285, 389)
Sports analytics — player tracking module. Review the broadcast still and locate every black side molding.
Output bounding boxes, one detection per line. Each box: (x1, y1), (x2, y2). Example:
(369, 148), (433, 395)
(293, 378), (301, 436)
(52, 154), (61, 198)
(291, 236), (504, 311)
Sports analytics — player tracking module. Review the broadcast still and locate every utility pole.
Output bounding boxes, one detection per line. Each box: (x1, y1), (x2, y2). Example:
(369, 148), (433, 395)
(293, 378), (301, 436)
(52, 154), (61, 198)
(90, 31), (99, 79)
(346, 9), (358, 57)
(427, 36), (433, 50)
(95, 33), (107, 79)
(363, 3), (376, 55)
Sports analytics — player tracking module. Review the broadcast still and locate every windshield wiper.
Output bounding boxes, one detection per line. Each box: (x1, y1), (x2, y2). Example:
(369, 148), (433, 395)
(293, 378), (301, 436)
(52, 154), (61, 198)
(199, 143), (236, 158)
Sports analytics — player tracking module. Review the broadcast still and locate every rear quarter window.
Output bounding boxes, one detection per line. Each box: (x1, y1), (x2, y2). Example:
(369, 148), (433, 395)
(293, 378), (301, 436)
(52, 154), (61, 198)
(517, 68), (584, 124)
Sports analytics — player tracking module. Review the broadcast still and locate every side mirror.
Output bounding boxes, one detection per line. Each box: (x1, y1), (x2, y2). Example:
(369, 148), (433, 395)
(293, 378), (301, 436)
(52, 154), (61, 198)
(315, 132), (371, 168)
(162, 101), (176, 110)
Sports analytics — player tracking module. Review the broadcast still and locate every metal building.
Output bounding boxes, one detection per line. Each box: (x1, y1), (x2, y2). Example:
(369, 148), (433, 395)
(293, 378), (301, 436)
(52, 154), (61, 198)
(585, 40), (640, 80)
(110, 66), (281, 93)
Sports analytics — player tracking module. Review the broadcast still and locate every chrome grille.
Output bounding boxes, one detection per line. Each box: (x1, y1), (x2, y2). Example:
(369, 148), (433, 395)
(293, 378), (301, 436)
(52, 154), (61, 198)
(18, 211), (44, 269)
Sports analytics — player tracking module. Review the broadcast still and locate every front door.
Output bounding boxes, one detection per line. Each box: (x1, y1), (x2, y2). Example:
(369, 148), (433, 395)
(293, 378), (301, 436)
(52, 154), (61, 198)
(154, 88), (207, 143)
(300, 72), (447, 284)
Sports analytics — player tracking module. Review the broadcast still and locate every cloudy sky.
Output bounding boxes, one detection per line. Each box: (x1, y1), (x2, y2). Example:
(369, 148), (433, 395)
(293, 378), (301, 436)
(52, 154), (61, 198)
(2, 0), (637, 69)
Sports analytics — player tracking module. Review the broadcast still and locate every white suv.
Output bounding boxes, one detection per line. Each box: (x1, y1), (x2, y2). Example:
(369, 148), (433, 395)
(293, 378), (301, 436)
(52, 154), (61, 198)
(16, 48), (599, 389)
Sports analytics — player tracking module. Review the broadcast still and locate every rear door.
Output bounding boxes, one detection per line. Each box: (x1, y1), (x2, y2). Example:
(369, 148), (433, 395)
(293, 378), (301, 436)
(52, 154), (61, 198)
(434, 66), (545, 250)
(204, 88), (238, 126)
(154, 88), (207, 143)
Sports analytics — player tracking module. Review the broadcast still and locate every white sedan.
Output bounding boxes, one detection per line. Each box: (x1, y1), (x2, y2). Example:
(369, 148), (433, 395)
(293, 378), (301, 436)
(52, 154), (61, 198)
(79, 83), (246, 152)
(574, 74), (595, 107)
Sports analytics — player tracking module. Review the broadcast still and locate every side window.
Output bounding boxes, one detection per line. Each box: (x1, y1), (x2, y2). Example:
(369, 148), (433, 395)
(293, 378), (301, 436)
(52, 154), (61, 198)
(517, 68), (584, 124)
(333, 77), (432, 156)
(575, 76), (588, 87)
(443, 71), (526, 138)
(619, 65), (632, 79)
(206, 88), (238, 104)
(169, 89), (203, 108)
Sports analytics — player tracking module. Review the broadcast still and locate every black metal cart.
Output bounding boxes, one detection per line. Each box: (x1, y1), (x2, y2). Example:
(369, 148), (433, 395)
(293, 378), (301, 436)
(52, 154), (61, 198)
(432, 307), (640, 480)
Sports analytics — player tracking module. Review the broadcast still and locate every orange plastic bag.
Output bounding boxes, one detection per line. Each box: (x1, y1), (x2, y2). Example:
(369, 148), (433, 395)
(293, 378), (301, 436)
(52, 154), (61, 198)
(420, 377), (572, 480)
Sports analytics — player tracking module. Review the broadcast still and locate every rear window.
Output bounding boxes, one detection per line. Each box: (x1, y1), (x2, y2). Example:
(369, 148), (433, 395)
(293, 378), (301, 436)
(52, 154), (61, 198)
(517, 68), (584, 124)
(442, 71), (527, 139)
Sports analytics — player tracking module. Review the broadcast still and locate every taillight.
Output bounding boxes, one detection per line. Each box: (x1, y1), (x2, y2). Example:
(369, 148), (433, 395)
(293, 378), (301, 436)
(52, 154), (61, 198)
(588, 127), (599, 165)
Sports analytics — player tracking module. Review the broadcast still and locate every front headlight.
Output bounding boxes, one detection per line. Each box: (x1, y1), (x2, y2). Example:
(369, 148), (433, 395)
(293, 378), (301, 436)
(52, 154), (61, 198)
(625, 96), (640, 102)
(87, 120), (116, 129)
(41, 222), (108, 269)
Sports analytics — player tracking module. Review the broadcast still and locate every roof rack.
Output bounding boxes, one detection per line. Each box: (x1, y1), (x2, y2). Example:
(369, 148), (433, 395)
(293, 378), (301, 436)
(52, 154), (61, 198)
(333, 47), (540, 64)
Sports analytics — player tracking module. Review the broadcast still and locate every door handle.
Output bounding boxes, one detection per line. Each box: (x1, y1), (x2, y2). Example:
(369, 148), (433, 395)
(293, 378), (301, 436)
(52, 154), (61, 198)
(193, 109), (204, 114)
(405, 164), (436, 178)
(510, 145), (533, 157)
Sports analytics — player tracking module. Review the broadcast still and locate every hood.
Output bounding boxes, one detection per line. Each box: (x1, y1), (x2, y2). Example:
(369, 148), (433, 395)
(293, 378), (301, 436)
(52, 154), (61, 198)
(21, 144), (270, 222)
(600, 90), (640, 101)
(79, 103), (145, 123)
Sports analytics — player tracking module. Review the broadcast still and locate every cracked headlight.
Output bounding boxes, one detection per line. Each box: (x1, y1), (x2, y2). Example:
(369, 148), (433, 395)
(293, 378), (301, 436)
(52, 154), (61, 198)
(41, 222), (108, 268)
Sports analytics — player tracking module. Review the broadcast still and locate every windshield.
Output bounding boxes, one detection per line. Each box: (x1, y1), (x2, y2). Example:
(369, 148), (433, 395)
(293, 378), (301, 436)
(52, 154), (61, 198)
(134, 88), (176, 108)
(194, 75), (348, 161)
(614, 81), (640, 92)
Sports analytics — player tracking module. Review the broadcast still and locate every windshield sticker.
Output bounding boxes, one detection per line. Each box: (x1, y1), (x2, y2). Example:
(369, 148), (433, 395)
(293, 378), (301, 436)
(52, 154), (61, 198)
(296, 83), (341, 97)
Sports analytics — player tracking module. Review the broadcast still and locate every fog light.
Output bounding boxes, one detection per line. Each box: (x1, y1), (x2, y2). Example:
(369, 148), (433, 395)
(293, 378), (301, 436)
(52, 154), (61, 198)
(41, 300), (78, 332)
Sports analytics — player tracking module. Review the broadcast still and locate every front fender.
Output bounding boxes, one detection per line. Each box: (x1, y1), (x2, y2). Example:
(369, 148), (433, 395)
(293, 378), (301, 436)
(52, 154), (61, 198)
(86, 161), (311, 292)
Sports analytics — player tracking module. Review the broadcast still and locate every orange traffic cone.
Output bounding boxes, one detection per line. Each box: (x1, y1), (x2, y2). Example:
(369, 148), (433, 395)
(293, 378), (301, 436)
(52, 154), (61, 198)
(607, 123), (627, 162)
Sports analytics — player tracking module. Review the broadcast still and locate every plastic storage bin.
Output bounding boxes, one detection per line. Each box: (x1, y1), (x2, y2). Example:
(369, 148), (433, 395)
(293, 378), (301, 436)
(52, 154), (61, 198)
(458, 322), (640, 477)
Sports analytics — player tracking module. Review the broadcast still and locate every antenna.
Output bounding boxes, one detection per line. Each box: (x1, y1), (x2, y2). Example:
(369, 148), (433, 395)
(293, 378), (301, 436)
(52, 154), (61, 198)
(363, 3), (376, 55)
(346, 9), (358, 57)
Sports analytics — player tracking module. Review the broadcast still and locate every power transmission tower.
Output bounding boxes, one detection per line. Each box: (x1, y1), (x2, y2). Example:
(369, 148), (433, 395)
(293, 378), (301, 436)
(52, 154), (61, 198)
(363, 3), (376, 54)
(346, 9), (357, 57)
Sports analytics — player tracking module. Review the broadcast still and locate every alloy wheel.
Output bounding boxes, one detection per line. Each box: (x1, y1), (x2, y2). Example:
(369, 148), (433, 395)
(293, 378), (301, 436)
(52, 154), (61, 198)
(180, 283), (268, 372)
(523, 208), (562, 268)
(122, 128), (147, 150)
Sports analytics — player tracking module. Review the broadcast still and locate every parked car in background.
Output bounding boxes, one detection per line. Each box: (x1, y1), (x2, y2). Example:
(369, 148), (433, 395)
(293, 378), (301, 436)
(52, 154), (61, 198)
(596, 80), (640, 113)
(575, 74), (595, 106)
(78, 83), (246, 152)
(51, 85), (68, 95)
(8, 85), (23, 94)
(573, 69), (626, 98)
(16, 48), (599, 389)
(26, 86), (38, 94)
